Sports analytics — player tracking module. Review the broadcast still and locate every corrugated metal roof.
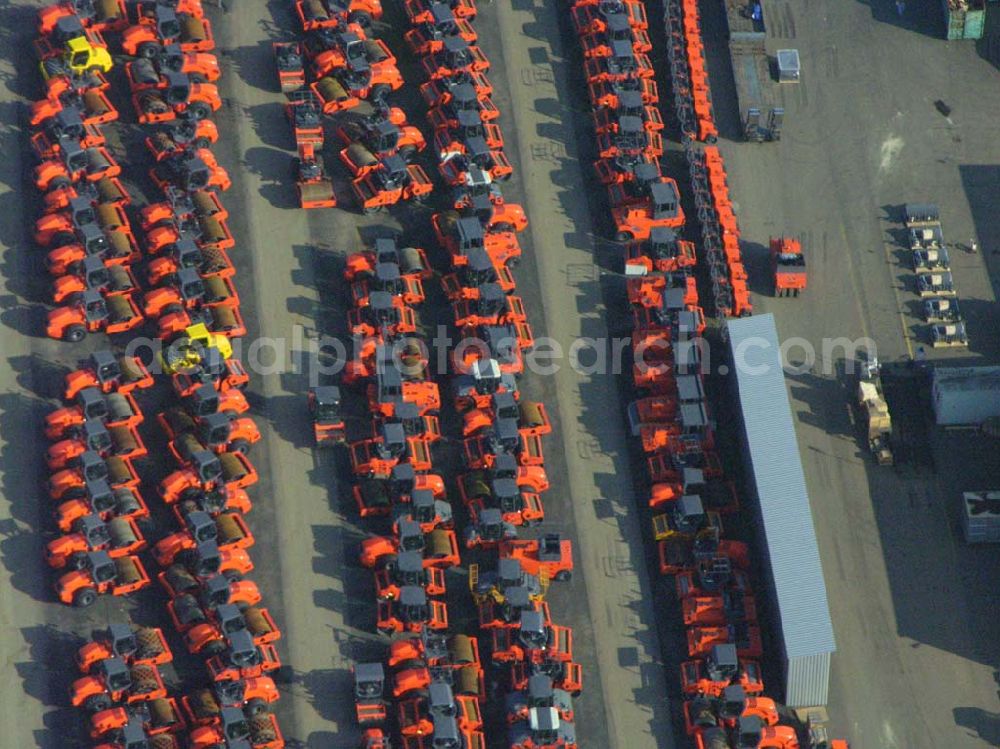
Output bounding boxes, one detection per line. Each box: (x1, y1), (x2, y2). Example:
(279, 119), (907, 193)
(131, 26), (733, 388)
(933, 366), (1000, 392)
(727, 314), (836, 658)
(785, 653), (831, 707)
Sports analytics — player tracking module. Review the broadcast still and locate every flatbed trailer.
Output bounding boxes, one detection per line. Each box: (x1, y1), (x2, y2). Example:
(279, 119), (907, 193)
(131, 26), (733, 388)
(723, 0), (784, 142)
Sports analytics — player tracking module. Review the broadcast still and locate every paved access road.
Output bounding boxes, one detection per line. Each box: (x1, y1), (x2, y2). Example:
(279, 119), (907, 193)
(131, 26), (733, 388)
(700, 0), (1000, 746)
(0, 4), (676, 749)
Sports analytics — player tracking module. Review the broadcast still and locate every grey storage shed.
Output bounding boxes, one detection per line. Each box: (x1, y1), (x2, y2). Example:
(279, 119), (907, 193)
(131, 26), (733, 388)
(931, 366), (1000, 425)
(726, 314), (836, 707)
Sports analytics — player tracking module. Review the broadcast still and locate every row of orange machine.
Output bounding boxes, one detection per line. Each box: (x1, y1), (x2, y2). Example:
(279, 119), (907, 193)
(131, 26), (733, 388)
(271, 0), (523, 214)
(33, 0), (239, 344)
(280, 2), (584, 749)
(31, 2), (290, 749)
(569, 3), (834, 749)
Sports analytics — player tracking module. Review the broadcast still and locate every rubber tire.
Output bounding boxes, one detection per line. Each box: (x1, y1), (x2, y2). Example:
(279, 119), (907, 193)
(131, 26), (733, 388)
(189, 73), (207, 84)
(229, 438), (251, 455)
(369, 84), (390, 105)
(245, 698), (268, 716)
(378, 626), (396, 637)
(399, 145), (416, 163)
(349, 10), (372, 27)
(554, 570), (571, 582)
(162, 303), (184, 316)
(49, 175), (71, 190)
(223, 569), (243, 582)
(193, 137), (211, 150)
(187, 102), (211, 121)
(69, 552), (89, 571)
(138, 43), (160, 59)
(73, 587), (98, 608)
(615, 231), (633, 242)
(64, 325), (86, 343)
(203, 639), (226, 656)
(84, 692), (112, 712)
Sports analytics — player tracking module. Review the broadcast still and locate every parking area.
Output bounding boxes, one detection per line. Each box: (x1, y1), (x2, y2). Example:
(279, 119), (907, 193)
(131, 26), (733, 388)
(699, 0), (1000, 745)
(0, 1), (670, 747)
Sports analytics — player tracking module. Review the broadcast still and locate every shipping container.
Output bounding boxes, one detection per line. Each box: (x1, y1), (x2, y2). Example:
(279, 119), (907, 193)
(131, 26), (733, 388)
(942, 0), (986, 39)
(727, 315), (836, 708)
(931, 366), (1000, 425)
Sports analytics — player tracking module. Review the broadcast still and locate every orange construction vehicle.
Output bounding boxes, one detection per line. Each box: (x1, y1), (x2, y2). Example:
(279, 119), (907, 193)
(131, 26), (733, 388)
(433, 212), (521, 269)
(609, 166), (684, 242)
(508, 709), (577, 749)
(125, 43), (221, 86)
(159, 406), (260, 456)
(421, 37), (489, 80)
(54, 478), (149, 534)
(588, 76), (658, 110)
(459, 452), (549, 499)
(462, 472), (544, 528)
(183, 601), (281, 656)
(45, 514), (145, 568)
(684, 686), (777, 736)
(56, 549), (149, 607)
(30, 108), (106, 161)
(353, 662), (388, 724)
(350, 258), (426, 308)
(205, 629), (282, 683)
(349, 420), (432, 476)
(397, 681), (482, 737)
(351, 154), (434, 213)
(680, 643), (763, 697)
(360, 520), (461, 570)
(345, 236), (433, 281)
(376, 584), (449, 635)
(430, 86), (500, 131)
(420, 69), (493, 108)
(505, 674), (574, 725)
(490, 609), (572, 663)
(312, 29), (403, 105)
(682, 590), (757, 627)
(625, 226), (697, 274)
(583, 42), (654, 83)
(51, 255), (139, 306)
(273, 40), (305, 92)
(30, 85), (117, 130)
(501, 534), (573, 582)
(364, 360), (442, 418)
(48, 449), (141, 501)
(295, 142), (337, 209)
(572, 0), (648, 34)
(478, 588), (550, 630)
(374, 548), (447, 601)
(187, 704), (284, 749)
(688, 622), (763, 659)
(153, 509), (254, 567)
(405, 5), (477, 55)
(388, 631), (481, 672)
(354, 464), (446, 518)
(150, 148), (231, 193)
(77, 624), (172, 674)
(35, 139), (121, 193)
(46, 289), (143, 342)
(405, 0), (476, 24)
(121, 5), (214, 58)
(132, 70), (221, 124)
(159, 443), (257, 500)
(182, 676), (280, 726)
(507, 659), (582, 700)
(70, 657), (166, 713)
(462, 413), (544, 468)
(42, 172), (130, 215)
(339, 107), (426, 161)
(580, 12), (652, 58)
(46, 418), (146, 470)
(45, 387), (142, 441)
(38, 0), (129, 35)
(308, 386), (346, 446)
(770, 236), (806, 297)
(295, 0), (382, 31)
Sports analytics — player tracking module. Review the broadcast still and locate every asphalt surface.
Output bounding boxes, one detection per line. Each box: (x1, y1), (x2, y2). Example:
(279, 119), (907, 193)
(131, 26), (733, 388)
(0, 2), (672, 749)
(698, 0), (1000, 745)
